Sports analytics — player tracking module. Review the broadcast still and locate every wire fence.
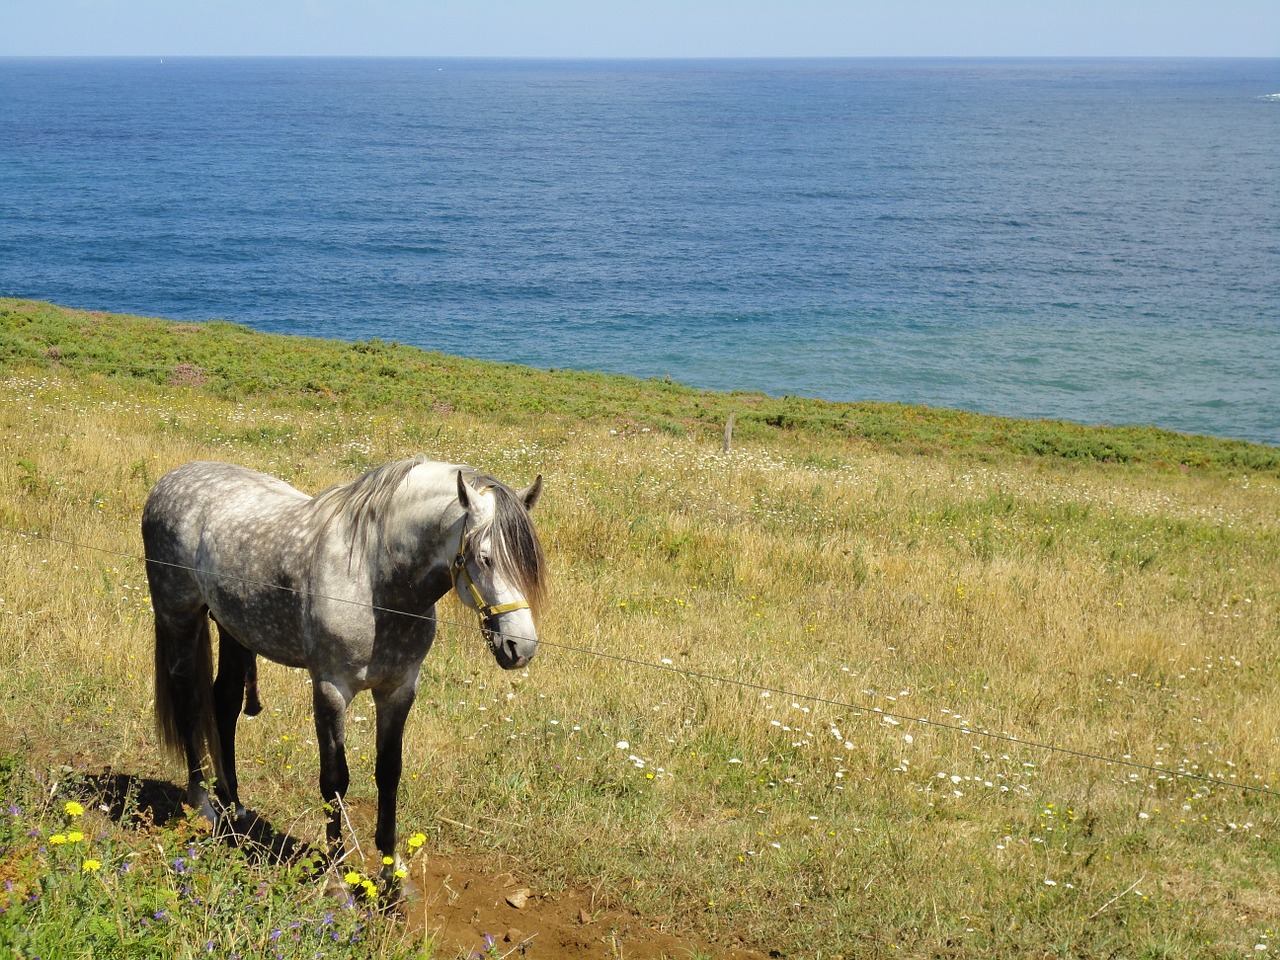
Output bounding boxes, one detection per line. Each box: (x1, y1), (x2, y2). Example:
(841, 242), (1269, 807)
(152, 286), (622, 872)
(6, 525), (1277, 800)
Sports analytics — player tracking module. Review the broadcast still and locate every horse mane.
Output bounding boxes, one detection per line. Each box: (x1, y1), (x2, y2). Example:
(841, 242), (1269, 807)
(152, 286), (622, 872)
(309, 459), (547, 618)
(461, 468), (548, 621)
(310, 457), (423, 568)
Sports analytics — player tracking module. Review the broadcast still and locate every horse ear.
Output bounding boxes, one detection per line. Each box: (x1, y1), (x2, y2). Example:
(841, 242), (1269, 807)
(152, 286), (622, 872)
(519, 475), (543, 512)
(456, 470), (471, 511)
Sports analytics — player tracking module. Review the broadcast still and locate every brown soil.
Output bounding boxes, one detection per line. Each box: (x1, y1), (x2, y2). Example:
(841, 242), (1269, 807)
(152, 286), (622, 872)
(400, 853), (770, 960)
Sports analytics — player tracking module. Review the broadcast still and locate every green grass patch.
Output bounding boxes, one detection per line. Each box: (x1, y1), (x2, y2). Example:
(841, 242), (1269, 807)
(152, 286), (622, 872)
(4, 298), (1276, 473)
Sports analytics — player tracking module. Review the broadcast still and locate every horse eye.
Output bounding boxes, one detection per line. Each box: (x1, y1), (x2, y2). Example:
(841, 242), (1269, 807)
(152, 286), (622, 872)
(478, 553), (494, 570)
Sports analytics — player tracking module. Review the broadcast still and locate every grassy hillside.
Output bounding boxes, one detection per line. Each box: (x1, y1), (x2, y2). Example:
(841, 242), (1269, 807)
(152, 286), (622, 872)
(1, 298), (1279, 958)
(3, 298), (1277, 473)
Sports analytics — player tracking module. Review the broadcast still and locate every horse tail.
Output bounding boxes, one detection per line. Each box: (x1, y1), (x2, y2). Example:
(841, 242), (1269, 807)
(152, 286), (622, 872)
(153, 609), (226, 785)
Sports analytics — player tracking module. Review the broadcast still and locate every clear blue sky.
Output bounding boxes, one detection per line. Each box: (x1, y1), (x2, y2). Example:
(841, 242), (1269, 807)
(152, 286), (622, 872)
(2, 0), (1277, 58)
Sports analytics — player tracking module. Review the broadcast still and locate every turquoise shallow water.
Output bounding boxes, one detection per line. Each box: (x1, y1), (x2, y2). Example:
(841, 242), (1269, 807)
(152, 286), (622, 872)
(2, 57), (1278, 443)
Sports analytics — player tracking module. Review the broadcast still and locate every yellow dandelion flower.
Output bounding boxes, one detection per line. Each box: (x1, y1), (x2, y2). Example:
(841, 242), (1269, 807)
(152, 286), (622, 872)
(64, 801), (85, 818)
(49, 833), (68, 845)
(394, 868), (407, 880)
(382, 855), (394, 866)
(82, 859), (102, 872)
(406, 832), (426, 850)
(360, 879), (377, 897)
(343, 870), (362, 885)
(67, 831), (84, 843)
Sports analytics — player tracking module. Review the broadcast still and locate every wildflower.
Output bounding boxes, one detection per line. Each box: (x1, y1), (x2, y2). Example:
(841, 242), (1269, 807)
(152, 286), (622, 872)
(64, 801), (85, 818)
(49, 834), (68, 845)
(382, 856), (394, 866)
(82, 859), (102, 872)
(406, 832), (426, 850)
(344, 870), (362, 885)
(360, 879), (377, 898)
(67, 831), (84, 843)
(394, 867), (407, 880)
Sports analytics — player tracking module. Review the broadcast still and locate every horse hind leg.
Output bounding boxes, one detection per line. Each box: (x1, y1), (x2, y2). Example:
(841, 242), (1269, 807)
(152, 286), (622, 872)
(211, 615), (264, 716)
(211, 623), (258, 826)
(153, 608), (222, 823)
(244, 654), (264, 717)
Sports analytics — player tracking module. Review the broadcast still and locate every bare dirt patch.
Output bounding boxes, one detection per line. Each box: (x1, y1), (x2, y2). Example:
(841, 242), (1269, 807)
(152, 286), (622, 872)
(167, 361), (210, 387)
(404, 853), (769, 960)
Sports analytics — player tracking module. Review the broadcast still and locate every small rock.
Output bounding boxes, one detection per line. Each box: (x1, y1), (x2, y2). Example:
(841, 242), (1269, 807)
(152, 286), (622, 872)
(578, 908), (592, 924)
(505, 887), (533, 909)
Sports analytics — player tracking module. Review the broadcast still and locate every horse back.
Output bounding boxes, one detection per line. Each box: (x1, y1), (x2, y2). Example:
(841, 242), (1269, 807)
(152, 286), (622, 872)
(145, 461), (307, 534)
(142, 461), (312, 617)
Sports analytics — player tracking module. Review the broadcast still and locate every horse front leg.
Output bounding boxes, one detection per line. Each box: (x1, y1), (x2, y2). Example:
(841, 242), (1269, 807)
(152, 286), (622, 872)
(373, 680), (418, 897)
(311, 678), (352, 860)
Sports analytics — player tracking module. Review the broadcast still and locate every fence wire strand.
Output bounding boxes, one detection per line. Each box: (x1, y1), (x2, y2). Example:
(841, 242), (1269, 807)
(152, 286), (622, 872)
(8, 526), (1277, 800)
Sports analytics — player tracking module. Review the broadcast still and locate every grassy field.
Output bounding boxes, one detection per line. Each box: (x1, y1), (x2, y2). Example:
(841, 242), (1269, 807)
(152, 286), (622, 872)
(1, 297), (1278, 958)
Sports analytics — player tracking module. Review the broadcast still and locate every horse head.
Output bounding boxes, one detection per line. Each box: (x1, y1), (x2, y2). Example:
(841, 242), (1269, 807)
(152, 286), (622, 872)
(452, 470), (545, 670)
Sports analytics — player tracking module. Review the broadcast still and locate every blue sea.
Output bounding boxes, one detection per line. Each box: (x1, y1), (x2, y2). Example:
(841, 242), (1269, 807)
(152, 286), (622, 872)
(2, 58), (1278, 445)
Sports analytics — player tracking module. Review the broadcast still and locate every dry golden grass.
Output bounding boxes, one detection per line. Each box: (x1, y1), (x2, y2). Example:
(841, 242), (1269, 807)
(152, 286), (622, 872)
(2, 359), (1279, 956)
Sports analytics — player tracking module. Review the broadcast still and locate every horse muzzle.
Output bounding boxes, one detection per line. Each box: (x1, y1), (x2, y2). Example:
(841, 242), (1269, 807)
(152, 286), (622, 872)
(483, 617), (538, 670)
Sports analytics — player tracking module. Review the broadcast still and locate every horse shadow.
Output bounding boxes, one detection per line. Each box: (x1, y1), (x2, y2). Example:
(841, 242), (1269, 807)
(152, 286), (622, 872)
(79, 768), (313, 866)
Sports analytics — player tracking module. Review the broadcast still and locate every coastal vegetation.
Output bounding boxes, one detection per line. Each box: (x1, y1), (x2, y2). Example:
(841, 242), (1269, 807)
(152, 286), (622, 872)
(1, 298), (1278, 958)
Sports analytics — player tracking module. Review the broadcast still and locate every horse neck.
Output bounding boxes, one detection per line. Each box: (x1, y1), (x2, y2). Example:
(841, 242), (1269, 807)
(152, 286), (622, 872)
(375, 468), (465, 599)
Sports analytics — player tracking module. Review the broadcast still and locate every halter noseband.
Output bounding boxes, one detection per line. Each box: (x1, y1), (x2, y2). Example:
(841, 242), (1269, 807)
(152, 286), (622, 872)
(450, 508), (531, 621)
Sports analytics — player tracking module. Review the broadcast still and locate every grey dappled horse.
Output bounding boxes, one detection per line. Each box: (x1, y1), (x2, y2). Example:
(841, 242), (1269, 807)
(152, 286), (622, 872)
(142, 458), (545, 890)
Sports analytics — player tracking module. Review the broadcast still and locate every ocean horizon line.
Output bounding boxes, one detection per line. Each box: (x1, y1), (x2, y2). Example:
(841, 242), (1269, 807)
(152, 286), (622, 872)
(3, 53), (1275, 62)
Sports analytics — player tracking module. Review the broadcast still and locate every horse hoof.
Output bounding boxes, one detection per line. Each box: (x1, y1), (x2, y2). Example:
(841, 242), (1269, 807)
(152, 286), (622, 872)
(376, 876), (418, 916)
(193, 796), (219, 826)
(396, 876), (421, 906)
(211, 804), (255, 840)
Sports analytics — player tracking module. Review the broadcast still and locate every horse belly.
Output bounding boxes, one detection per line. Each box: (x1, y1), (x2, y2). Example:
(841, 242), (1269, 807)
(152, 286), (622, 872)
(204, 589), (310, 670)
(196, 514), (314, 670)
